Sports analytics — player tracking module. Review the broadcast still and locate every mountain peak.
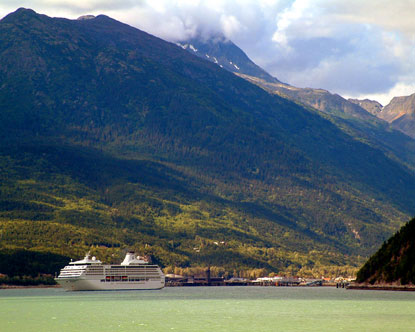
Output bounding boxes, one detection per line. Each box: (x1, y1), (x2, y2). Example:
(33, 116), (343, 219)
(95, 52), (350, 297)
(348, 98), (383, 116)
(12, 7), (36, 15)
(377, 92), (415, 137)
(178, 34), (281, 84)
(1, 7), (38, 22)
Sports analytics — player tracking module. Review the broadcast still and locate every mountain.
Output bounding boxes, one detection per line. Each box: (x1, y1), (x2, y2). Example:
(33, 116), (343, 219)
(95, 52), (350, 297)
(356, 217), (415, 285)
(176, 34), (280, 84)
(377, 93), (415, 138)
(2, 8), (415, 276)
(241, 75), (382, 121)
(234, 76), (415, 170)
(181, 35), (415, 173)
(348, 99), (383, 116)
(380, 94), (415, 122)
(179, 36), (379, 122)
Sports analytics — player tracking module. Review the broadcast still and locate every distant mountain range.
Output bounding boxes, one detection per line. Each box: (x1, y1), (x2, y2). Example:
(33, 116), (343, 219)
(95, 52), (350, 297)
(181, 35), (415, 139)
(349, 95), (415, 139)
(379, 94), (415, 138)
(179, 35), (376, 120)
(2, 8), (415, 276)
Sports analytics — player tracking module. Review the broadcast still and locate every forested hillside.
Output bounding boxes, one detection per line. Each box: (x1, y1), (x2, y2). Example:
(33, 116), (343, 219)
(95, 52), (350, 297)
(356, 217), (415, 285)
(1, 9), (415, 277)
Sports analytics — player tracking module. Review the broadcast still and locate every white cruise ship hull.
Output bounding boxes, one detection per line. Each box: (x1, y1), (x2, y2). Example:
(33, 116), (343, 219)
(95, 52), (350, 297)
(56, 277), (165, 291)
(55, 253), (165, 291)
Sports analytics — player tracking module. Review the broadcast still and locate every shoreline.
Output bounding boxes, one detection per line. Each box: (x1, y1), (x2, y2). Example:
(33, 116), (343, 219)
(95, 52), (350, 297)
(347, 283), (415, 291)
(3, 283), (415, 291)
(0, 284), (60, 289)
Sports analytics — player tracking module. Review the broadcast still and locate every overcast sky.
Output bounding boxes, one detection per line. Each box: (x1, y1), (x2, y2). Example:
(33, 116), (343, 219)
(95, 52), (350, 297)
(1, 0), (414, 105)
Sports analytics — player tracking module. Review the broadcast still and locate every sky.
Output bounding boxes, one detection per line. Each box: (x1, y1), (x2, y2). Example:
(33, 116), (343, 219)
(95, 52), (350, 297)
(1, 0), (414, 105)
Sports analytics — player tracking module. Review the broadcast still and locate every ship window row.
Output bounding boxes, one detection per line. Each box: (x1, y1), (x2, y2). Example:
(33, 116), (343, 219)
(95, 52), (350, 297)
(110, 265), (157, 269)
(59, 273), (82, 277)
(104, 274), (161, 278)
(109, 266), (158, 269)
(105, 271), (160, 275)
(110, 266), (145, 269)
(103, 276), (159, 282)
(105, 269), (160, 272)
(108, 266), (158, 268)
(60, 271), (83, 275)
(104, 275), (161, 278)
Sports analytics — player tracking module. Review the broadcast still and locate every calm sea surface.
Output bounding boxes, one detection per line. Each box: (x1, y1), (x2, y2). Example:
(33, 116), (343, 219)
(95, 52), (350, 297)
(1, 286), (415, 331)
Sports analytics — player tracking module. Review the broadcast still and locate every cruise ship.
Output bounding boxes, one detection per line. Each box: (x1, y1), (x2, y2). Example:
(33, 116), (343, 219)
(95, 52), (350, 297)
(55, 252), (165, 291)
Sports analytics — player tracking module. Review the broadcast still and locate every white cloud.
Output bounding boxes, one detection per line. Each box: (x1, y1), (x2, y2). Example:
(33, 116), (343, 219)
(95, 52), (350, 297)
(324, 0), (415, 37)
(220, 15), (242, 38)
(255, 0), (415, 102)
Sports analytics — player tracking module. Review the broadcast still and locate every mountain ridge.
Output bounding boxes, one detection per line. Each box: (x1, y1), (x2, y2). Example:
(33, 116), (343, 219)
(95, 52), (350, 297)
(348, 98), (383, 116)
(377, 93), (415, 138)
(349, 94), (415, 139)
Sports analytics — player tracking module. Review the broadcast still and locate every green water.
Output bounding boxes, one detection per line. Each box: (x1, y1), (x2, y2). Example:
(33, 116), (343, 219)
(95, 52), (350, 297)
(1, 286), (415, 331)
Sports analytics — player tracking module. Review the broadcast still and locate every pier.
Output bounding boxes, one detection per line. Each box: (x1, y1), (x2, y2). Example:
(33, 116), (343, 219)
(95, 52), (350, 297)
(165, 274), (326, 287)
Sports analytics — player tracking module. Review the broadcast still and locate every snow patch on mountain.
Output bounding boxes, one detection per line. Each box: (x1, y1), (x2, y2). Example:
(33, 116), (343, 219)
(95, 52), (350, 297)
(176, 43), (198, 53)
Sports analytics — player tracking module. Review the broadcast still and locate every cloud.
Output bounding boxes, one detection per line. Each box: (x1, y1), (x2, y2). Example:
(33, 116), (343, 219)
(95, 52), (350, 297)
(270, 21), (402, 93)
(0, 0), (414, 104)
(323, 0), (415, 36)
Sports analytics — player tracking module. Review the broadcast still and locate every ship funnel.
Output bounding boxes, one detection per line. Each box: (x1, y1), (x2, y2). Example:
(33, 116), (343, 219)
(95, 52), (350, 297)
(121, 252), (147, 265)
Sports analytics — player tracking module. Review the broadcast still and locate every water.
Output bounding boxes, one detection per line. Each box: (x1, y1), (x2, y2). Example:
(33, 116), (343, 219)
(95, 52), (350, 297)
(1, 286), (415, 331)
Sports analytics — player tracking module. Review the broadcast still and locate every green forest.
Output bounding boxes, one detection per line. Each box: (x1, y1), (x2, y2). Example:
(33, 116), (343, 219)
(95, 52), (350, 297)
(0, 142), (365, 281)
